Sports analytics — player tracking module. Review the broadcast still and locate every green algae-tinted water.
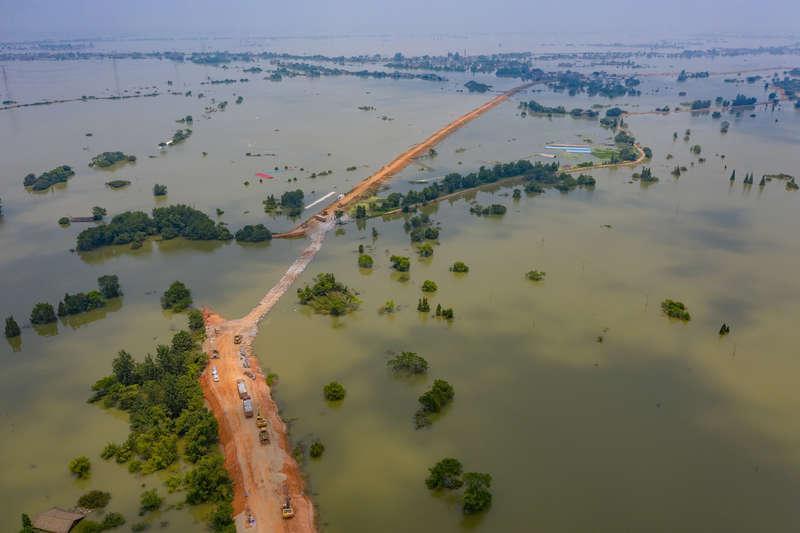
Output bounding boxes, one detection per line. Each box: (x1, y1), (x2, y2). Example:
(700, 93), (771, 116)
(2, 42), (800, 532)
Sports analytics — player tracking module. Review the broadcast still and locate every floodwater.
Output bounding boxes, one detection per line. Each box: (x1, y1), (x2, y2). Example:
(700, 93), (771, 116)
(1, 38), (800, 532)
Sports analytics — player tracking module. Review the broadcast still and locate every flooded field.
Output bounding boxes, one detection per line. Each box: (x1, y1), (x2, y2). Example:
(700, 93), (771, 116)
(1, 36), (799, 532)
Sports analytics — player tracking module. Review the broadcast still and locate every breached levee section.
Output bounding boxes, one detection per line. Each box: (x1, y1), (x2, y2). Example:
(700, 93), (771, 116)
(199, 82), (537, 533)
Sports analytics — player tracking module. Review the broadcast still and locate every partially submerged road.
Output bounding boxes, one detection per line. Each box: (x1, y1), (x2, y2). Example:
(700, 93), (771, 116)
(274, 81), (534, 239)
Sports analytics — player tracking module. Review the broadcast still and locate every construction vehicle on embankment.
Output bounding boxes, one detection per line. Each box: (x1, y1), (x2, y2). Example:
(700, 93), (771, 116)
(256, 409), (270, 444)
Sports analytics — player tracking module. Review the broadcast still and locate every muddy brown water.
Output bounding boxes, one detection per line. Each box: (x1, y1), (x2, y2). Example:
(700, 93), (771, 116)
(1, 44), (800, 532)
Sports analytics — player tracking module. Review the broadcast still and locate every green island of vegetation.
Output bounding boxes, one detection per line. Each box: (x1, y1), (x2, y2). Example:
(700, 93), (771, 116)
(161, 281), (193, 312)
(387, 351), (429, 375)
(5, 316), (21, 338)
(360, 159), (610, 220)
(76, 204), (233, 251)
(23, 165), (75, 191)
(309, 439), (325, 458)
(297, 273), (359, 315)
(661, 299), (691, 321)
(323, 381), (346, 401)
(30, 302), (57, 325)
(421, 280), (438, 292)
(153, 183), (168, 196)
(464, 80), (492, 93)
(88, 327), (233, 531)
(358, 254), (374, 268)
(415, 378), (455, 428)
(89, 151), (137, 168)
(633, 167), (659, 183)
(417, 297), (431, 312)
(68, 455), (91, 479)
(264, 189), (305, 216)
(425, 458), (493, 515)
(470, 203), (507, 216)
(57, 275), (122, 317)
(234, 224), (272, 243)
(390, 255), (411, 272)
(526, 270), (546, 281)
(450, 261), (469, 273)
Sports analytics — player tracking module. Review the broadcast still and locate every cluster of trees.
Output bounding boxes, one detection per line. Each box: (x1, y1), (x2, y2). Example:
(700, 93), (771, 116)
(368, 160), (582, 217)
(415, 379), (455, 428)
(677, 70), (709, 82)
(89, 152), (136, 168)
(88, 329), (233, 529)
(387, 351), (429, 374)
(526, 270), (546, 281)
(5, 316), (21, 338)
(297, 273), (359, 315)
(661, 299), (691, 321)
(358, 254), (374, 268)
(450, 261), (469, 273)
(162, 281), (192, 311)
(23, 165), (75, 191)
(323, 381), (346, 401)
(234, 224), (271, 243)
(464, 80), (491, 93)
(690, 100), (711, 110)
(76, 205), (233, 251)
(434, 304), (454, 320)
(390, 255), (410, 272)
(280, 189), (305, 216)
(153, 184), (168, 196)
(417, 297), (430, 312)
(30, 302), (57, 325)
(53, 275), (121, 317)
(729, 94), (758, 107)
(425, 458), (493, 514)
(417, 243), (434, 257)
(421, 280), (438, 292)
(469, 203), (507, 216)
(519, 100), (566, 114)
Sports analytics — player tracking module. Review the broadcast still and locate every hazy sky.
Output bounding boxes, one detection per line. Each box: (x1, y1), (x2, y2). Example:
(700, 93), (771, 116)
(1, 0), (799, 42)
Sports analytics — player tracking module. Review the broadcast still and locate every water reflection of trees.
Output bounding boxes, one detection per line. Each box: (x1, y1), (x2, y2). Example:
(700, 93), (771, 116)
(78, 237), (228, 265)
(60, 298), (123, 330)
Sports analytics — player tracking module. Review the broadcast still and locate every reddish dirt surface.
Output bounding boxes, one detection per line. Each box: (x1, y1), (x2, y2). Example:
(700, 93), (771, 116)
(201, 312), (316, 533)
(200, 222), (330, 533)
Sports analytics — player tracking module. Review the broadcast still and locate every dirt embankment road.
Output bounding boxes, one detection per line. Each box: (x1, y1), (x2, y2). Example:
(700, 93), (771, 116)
(274, 82), (534, 239)
(201, 222), (331, 533)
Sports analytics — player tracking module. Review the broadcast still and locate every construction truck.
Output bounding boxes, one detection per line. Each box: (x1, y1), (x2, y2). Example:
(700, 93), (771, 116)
(259, 427), (270, 444)
(243, 398), (254, 418)
(234, 335), (242, 344)
(281, 498), (295, 519)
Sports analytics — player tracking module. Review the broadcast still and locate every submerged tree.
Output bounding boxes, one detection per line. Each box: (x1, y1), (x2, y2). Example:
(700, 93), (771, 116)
(4, 316), (21, 338)
(161, 281), (192, 311)
(387, 351), (429, 375)
(425, 458), (463, 490)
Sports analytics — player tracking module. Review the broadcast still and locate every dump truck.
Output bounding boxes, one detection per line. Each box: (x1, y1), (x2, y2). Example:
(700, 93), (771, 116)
(243, 398), (254, 418)
(259, 427), (270, 444)
(234, 335), (242, 344)
(236, 379), (249, 400)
